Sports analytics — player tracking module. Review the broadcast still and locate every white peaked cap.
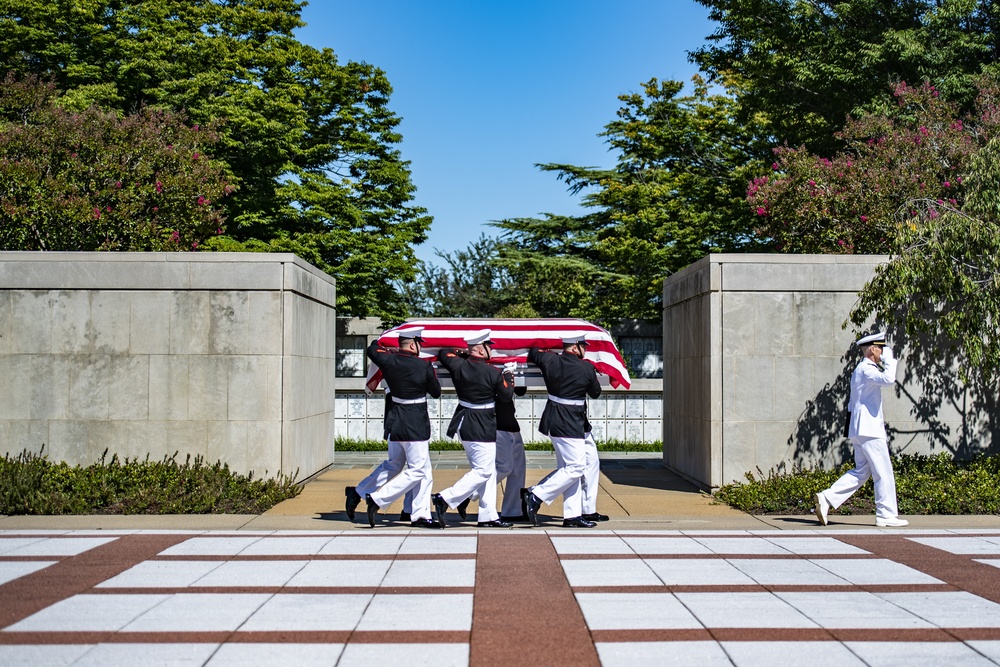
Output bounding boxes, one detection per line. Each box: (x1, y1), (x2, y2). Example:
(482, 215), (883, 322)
(562, 333), (588, 346)
(396, 326), (424, 341)
(464, 330), (493, 346)
(855, 331), (887, 346)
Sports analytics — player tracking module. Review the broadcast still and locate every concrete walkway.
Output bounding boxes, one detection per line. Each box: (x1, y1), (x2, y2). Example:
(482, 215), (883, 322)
(2, 453), (1000, 666)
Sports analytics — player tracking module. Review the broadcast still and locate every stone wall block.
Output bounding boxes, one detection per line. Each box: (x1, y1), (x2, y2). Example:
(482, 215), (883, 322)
(723, 356), (775, 421)
(90, 292), (131, 354)
(209, 291), (249, 354)
(46, 420), (91, 466)
(722, 420), (756, 483)
(0, 291), (11, 353)
(148, 355), (190, 420)
(754, 293), (795, 355)
(51, 291), (90, 354)
(169, 292), (210, 355)
(188, 355), (229, 420)
(68, 355), (111, 420)
(189, 261), (283, 291)
(207, 420), (248, 473)
(0, 355), (32, 419)
(108, 355), (149, 420)
(10, 291), (52, 353)
(129, 292), (170, 354)
(723, 262), (814, 292)
(251, 420), (284, 476)
(721, 293), (755, 356)
(247, 292), (282, 355)
(30, 355), (70, 420)
(772, 356), (817, 422)
(227, 356), (273, 421)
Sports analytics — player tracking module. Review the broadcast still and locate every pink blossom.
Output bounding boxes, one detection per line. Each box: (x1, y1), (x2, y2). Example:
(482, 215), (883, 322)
(155, 181), (163, 193)
(193, 153), (200, 161)
(808, 180), (815, 186)
(170, 231), (180, 242)
(197, 196), (206, 205)
(217, 228), (223, 234)
(191, 242), (199, 250)
(93, 208), (101, 219)
(756, 207), (766, 216)
(943, 181), (951, 188)
(860, 215), (868, 223)
(115, 181), (122, 189)
(772, 162), (779, 170)
(152, 206), (159, 212)
(837, 240), (845, 246)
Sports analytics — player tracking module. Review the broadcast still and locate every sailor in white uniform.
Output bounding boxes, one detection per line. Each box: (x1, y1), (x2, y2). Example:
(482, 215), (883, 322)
(815, 331), (908, 528)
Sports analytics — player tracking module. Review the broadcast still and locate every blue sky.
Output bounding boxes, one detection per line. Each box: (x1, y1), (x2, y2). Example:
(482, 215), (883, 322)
(297, 1), (716, 265)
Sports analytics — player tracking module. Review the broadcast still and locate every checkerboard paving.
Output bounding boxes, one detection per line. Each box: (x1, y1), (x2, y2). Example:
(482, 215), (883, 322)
(2, 530), (1000, 665)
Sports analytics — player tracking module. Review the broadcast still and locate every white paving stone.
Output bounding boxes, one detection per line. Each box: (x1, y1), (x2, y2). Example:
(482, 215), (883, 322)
(761, 537), (869, 555)
(576, 593), (703, 630)
(397, 536), (477, 555)
(191, 560), (308, 587)
(966, 640), (1000, 663)
(724, 641), (865, 667)
(693, 538), (793, 555)
(596, 641), (732, 666)
(5, 594), (169, 632)
(845, 641), (997, 666)
(237, 536), (334, 556)
(676, 592), (820, 628)
(728, 558), (850, 586)
(0, 537), (47, 554)
(550, 537), (633, 555)
(240, 593), (371, 631)
(644, 559), (757, 586)
(0, 644), (92, 667)
(0, 537), (117, 556)
(286, 559), (392, 587)
(337, 642), (468, 667)
(908, 537), (1000, 554)
(561, 559), (664, 587)
(621, 536), (714, 555)
(876, 591), (1000, 627)
(206, 642), (344, 666)
(0, 560), (55, 585)
(811, 558), (941, 585)
(71, 642), (219, 667)
(382, 559), (476, 587)
(121, 593), (271, 632)
(159, 536), (263, 556)
(776, 591), (934, 629)
(97, 561), (223, 588)
(319, 535), (405, 555)
(355, 593), (473, 631)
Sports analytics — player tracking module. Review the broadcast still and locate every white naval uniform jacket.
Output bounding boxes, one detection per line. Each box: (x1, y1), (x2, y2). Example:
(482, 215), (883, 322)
(848, 353), (897, 440)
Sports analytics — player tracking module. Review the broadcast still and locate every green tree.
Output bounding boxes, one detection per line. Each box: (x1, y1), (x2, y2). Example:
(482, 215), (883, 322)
(0, 0), (430, 319)
(693, 0), (1000, 155)
(0, 75), (229, 251)
(495, 77), (765, 320)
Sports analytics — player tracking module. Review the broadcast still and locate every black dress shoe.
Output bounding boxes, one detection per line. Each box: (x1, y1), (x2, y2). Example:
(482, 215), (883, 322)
(562, 516), (597, 528)
(399, 511), (411, 522)
(457, 497), (471, 520)
(521, 488), (542, 527)
(432, 493), (448, 528)
(410, 518), (444, 529)
(582, 512), (610, 522)
(345, 486), (362, 521)
(477, 519), (513, 528)
(500, 514), (531, 523)
(365, 493), (379, 528)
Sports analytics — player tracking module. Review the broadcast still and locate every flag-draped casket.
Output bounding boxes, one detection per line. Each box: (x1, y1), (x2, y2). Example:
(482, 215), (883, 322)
(364, 318), (631, 393)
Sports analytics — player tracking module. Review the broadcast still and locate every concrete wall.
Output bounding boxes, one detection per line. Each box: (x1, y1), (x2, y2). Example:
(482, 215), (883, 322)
(0, 252), (336, 481)
(663, 254), (976, 490)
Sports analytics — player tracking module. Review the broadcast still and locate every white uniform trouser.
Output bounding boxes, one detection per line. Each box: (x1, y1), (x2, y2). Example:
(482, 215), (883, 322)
(369, 439), (432, 520)
(581, 431), (600, 514)
(822, 436), (899, 520)
(355, 441), (413, 513)
(439, 440), (499, 523)
(530, 436), (586, 519)
(496, 430), (526, 517)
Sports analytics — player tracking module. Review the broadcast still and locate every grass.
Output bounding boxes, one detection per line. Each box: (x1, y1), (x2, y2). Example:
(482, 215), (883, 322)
(715, 452), (1000, 515)
(334, 437), (663, 453)
(0, 448), (301, 515)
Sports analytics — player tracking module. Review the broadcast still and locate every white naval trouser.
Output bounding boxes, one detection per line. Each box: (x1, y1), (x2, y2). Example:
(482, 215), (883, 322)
(496, 430), (526, 517)
(355, 440), (413, 513)
(822, 436), (899, 520)
(531, 436), (586, 519)
(439, 440), (499, 523)
(538, 431), (600, 515)
(369, 439), (432, 520)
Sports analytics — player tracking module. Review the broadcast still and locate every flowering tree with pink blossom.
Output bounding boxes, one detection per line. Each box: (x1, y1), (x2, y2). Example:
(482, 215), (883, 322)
(0, 76), (231, 251)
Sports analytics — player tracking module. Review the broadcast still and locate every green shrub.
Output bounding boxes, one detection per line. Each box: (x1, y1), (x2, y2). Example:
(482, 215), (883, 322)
(0, 448), (300, 515)
(334, 437), (662, 453)
(715, 452), (1000, 515)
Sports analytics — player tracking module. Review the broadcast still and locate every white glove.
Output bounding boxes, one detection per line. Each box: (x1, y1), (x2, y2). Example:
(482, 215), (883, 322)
(503, 361), (518, 373)
(882, 346), (894, 362)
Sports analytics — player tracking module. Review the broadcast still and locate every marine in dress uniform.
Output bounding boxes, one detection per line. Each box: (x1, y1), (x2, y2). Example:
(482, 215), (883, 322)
(345, 388), (413, 523)
(496, 382), (529, 521)
(522, 334), (602, 528)
(363, 327), (443, 528)
(814, 331), (909, 528)
(432, 330), (516, 528)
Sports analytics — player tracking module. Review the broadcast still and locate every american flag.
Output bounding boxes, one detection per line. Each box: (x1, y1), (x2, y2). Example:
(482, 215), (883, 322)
(363, 318), (632, 393)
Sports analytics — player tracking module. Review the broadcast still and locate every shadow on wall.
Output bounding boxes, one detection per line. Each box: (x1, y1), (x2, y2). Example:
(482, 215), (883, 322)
(788, 326), (999, 468)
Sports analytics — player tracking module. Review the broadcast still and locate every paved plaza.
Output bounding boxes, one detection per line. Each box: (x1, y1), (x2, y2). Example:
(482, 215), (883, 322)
(2, 453), (1000, 666)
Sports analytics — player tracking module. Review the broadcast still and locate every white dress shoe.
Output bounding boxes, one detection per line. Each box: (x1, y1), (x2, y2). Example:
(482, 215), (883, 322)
(813, 492), (830, 526)
(875, 517), (909, 527)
